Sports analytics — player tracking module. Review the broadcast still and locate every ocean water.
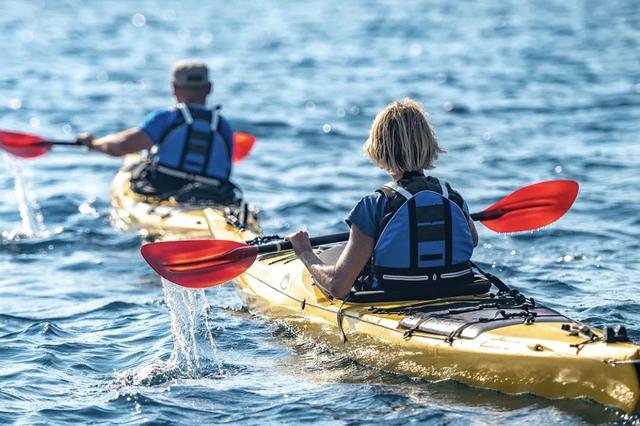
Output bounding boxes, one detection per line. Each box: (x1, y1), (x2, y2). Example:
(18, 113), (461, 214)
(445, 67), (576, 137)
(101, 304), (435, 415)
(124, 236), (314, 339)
(1, 0), (639, 424)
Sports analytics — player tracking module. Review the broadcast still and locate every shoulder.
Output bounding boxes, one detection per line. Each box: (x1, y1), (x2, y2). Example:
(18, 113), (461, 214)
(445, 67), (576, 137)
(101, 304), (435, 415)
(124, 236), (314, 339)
(139, 108), (178, 143)
(359, 191), (388, 210)
(345, 191), (388, 239)
(144, 108), (175, 122)
(139, 108), (177, 130)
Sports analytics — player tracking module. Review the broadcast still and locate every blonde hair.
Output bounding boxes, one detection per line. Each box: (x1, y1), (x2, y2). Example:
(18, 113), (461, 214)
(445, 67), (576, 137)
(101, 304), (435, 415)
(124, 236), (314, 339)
(363, 98), (444, 174)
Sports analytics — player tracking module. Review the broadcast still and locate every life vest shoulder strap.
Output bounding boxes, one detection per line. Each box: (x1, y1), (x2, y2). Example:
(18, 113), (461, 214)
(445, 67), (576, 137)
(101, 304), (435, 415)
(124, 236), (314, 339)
(376, 176), (448, 232)
(381, 181), (413, 200)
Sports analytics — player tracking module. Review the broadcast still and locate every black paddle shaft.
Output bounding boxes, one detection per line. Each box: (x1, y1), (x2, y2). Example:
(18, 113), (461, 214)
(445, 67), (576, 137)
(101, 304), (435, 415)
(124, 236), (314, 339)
(255, 208), (504, 255)
(45, 140), (81, 146)
(470, 209), (503, 221)
(256, 232), (350, 254)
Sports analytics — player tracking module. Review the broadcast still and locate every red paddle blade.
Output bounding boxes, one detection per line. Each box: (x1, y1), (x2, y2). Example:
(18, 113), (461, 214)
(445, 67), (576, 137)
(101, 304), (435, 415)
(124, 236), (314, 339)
(480, 180), (579, 233)
(0, 130), (51, 158)
(140, 240), (258, 288)
(232, 131), (256, 163)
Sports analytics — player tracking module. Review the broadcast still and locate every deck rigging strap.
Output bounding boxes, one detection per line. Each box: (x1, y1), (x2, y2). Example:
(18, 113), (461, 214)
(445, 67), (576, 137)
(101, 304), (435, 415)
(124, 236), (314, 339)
(470, 261), (511, 293)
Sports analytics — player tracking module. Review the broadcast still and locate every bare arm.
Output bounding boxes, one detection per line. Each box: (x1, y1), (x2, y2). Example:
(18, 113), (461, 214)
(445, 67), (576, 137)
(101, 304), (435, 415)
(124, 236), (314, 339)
(77, 128), (153, 157)
(286, 225), (374, 299)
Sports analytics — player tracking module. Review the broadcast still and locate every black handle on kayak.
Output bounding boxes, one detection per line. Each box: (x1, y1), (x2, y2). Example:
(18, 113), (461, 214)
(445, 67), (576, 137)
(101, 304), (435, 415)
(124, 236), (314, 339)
(256, 232), (350, 254)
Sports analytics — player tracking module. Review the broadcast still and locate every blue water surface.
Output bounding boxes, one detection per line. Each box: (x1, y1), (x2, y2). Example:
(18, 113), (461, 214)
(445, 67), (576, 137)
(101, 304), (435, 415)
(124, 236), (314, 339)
(1, 0), (639, 424)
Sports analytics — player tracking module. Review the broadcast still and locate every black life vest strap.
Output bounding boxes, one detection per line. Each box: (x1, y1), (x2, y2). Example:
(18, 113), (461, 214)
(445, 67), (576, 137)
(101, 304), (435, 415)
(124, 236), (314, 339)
(177, 104), (203, 173)
(408, 196), (418, 269)
(201, 105), (221, 176)
(443, 198), (452, 267)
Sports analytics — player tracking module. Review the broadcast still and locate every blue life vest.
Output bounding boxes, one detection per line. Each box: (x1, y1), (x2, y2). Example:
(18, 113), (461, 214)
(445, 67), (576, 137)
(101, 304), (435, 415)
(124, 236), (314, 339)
(371, 173), (474, 289)
(153, 103), (232, 184)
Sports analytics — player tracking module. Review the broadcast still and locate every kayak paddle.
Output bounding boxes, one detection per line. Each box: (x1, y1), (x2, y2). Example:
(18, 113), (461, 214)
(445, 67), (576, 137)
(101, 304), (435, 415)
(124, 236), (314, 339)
(469, 180), (579, 233)
(0, 130), (78, 158)
(0, 129), (256, 163)
(232, 131), (256, 163)
(141, 179), (579, 288)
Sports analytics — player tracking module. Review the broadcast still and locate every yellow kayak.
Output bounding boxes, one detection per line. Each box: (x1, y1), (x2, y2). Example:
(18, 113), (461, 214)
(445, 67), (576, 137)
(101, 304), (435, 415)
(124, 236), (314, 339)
(226, 238), (640, 413)
(125, 164), (639, 413)
(110, 155), (260, 239)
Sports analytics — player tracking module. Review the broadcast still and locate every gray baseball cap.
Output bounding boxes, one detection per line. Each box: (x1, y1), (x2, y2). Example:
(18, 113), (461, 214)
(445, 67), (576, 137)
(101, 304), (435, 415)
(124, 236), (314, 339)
(171, 59), (210, 88)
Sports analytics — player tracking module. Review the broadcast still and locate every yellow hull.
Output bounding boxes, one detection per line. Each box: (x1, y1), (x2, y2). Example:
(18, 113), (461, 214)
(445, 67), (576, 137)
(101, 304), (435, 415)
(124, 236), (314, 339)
(234, 248), (640, 413)
(110, 155), (260, 240)
(112, 156), (640, 413)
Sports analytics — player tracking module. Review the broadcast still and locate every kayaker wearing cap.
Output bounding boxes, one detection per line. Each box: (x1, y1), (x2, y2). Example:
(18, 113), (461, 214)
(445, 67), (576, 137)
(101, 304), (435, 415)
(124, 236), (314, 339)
(287, 99), (479, 299)
(77, 60), (236, 200)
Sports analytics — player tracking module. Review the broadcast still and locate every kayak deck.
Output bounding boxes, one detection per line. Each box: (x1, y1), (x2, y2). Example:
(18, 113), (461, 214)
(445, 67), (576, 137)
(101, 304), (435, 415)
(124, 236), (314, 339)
(110, 155), (260, 239)
(235, 247), (640, 413)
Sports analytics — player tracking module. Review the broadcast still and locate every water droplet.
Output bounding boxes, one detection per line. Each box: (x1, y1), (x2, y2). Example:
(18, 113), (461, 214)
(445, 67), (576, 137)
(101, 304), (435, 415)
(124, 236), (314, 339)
(482, 132), (491, 141)
(20, 30), (35, 42)
(79, 201), (99, 217)
(443, 101), (454, 112)
(554, 165), (563, 173)
(8, 98), (22, 110)
(409, 43), (422, 57)
(199, 32), (213, 46)
(29, 117), (40, 128)
(322, 124), (332, 133)
(305, 101), (316, 112)
(336, 107), (345, 117)
(62, 124), (72, 134)
(510, 250), (517, 255)
(349, 105), (360, 115)
(96, 71), (109, 82)
(132, 13), (146, 27)
(165, 10), (177, 21)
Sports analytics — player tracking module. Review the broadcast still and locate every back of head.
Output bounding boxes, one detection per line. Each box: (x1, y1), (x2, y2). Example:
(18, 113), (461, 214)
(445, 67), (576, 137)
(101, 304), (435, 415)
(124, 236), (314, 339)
(364, 98), (444, 174)
(171, 59), (212, 102)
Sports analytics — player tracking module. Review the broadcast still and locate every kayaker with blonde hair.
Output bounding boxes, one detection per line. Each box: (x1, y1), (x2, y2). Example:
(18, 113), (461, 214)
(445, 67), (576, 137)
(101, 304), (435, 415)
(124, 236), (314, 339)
(287, 98), (478, 299)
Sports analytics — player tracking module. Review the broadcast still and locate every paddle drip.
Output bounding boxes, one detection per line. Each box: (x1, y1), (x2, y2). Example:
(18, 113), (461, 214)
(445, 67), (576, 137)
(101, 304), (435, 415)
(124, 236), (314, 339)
(112, 279), (223, 389)
(161, 278), (223, 377)
(2, 153), (47, 240)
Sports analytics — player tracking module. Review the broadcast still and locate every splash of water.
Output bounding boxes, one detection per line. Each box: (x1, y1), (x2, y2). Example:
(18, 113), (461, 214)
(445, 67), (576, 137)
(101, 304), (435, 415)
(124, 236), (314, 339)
(161, 278), (222, 377)
(2, 153), (48, 240)
(114, 279), (223, 388)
